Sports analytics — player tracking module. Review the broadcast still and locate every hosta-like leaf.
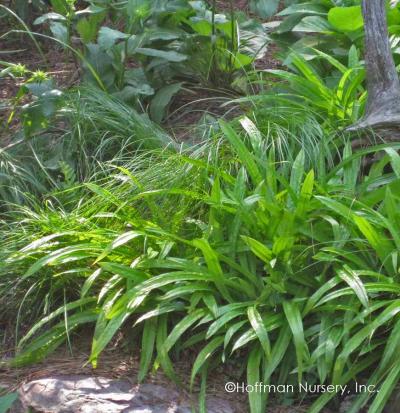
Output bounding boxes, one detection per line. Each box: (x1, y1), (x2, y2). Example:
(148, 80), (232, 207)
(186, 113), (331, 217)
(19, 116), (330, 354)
(293, 16), (334, 34)
(136, 48), (188, 62)
(328, 6), (363, 32)
(149, 83), (183, 124)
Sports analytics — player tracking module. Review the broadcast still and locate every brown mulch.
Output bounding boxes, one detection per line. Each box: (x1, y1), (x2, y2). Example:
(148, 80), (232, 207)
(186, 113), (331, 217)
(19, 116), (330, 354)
(166, 86), (241, 142)
(216, 0), (249, 13)
(0, 338), (330, 413)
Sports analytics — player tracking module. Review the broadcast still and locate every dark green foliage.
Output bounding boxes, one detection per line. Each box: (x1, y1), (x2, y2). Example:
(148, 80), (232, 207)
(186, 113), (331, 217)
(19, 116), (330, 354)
(2, 113), (400, 412)
(31, 0), (268, 121)
(3, 2), (400, 413)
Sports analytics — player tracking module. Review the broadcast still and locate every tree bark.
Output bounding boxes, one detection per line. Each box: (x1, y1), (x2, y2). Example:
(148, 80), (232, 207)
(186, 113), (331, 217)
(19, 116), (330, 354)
(348, 0), (400, 132)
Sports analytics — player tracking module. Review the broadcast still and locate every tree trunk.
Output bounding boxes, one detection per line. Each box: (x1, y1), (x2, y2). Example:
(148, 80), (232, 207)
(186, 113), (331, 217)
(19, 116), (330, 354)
(348, 0), (400, 132)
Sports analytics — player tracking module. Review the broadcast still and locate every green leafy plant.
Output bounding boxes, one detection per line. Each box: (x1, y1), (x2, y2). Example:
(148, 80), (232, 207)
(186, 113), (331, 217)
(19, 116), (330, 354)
(269, 0), (361, 63)
(0, 62), (64, 138)
(4, 2), (400, 413)
(33, 0), (105, 45)
(241, 49), (366, 127)
(0, 392), (18, 413)
(3, 111), (400, 413)
(32, 0), (267, 122)
(270, 0), (400, 68)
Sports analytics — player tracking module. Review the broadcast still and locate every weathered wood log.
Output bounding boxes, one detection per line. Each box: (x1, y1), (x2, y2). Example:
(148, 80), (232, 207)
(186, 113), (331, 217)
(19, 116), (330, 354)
(348, 0), (400, 133)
